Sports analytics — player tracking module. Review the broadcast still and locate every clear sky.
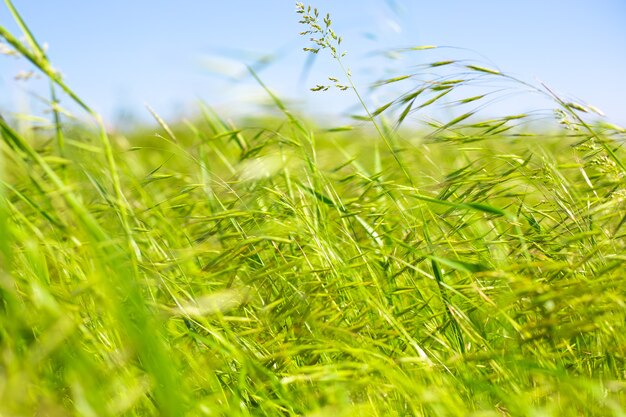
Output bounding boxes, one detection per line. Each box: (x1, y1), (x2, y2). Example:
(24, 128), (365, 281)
(1, 1), (625, 126)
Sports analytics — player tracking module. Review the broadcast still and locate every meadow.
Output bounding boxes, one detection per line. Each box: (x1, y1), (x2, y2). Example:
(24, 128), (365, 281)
(1, 2), (626, 416)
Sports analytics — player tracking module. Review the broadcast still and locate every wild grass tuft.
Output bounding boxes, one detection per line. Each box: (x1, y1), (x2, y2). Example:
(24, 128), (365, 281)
(1, 2), (625, 416)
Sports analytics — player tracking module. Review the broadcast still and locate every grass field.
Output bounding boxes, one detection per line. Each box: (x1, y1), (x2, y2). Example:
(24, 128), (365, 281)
(2, 3), (626, 416)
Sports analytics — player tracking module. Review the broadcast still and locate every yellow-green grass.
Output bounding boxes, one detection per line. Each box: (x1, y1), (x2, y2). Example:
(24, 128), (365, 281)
(1, 2), (626, 416)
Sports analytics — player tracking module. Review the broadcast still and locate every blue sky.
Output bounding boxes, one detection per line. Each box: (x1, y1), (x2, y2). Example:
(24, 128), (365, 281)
(1, 1), (625, 126)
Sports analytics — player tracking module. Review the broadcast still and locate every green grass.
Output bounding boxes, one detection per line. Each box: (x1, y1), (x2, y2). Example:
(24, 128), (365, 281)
(2, 2), (626, 416)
